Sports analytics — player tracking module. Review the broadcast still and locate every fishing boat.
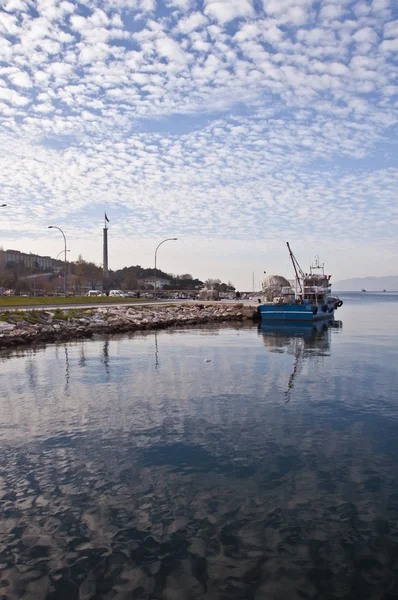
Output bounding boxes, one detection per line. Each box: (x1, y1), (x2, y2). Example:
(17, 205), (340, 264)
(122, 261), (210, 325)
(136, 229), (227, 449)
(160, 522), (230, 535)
(257, 242), (343, 322)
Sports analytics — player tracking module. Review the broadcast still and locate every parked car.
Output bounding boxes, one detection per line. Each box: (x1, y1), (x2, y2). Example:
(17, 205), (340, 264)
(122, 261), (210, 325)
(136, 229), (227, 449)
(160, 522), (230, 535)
(109, 290), (126, 297)
(86, 290), (102, 297)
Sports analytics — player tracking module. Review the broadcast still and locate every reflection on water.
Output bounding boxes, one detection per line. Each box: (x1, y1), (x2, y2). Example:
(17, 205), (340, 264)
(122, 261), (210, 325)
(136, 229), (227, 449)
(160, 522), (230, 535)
(259, 320), (341, 403)
(1, 302), (398, 599)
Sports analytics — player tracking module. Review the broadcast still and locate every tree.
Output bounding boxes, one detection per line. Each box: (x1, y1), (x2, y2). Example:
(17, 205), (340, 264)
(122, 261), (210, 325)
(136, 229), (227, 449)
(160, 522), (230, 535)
(120, 273), (137, 291)
(203, 278), (235, 292)
(85, 263), (102, 290)
(15, 279), (30, 293)
(204, 278), (221, 289)
(0, 267), (14, 291)
(74, 256), (102, 291)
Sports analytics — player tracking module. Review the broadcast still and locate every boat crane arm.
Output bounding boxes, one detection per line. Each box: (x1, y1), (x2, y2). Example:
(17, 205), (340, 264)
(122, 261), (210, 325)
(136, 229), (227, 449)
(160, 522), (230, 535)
(286, 242), (305, 293)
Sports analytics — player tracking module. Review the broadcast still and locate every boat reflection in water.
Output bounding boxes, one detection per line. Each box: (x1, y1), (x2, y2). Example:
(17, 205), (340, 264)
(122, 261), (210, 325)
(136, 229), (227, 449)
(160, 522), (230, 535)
(258, 319), (342, 402)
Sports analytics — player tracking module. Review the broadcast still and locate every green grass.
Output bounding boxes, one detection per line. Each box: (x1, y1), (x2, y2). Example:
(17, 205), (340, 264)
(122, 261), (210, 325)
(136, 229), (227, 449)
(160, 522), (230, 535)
(0, 307), (99, 323)
(0, 296), (147, 308)
(0, 309), (44, 323)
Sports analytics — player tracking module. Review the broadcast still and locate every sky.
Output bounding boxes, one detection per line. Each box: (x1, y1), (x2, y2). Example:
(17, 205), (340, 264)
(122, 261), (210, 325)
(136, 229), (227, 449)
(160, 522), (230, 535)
(0, 0), (397, 290)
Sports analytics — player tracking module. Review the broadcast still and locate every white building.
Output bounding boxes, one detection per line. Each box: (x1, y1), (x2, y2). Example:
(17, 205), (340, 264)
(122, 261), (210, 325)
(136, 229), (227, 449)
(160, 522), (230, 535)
(137, 276), (170, 289)
(0, 249), (55, 271)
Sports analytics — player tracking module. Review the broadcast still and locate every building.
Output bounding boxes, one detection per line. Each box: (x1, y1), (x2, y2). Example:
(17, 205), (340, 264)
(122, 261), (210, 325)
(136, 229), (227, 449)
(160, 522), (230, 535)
(137, 276), (170, 289)
(0, 249), (55, 271)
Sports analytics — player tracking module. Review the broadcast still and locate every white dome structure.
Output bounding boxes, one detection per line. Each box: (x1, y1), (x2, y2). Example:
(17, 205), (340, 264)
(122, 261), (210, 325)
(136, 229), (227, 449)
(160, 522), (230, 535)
(261, 274), (293, 302)
(263, 275), (290, 288)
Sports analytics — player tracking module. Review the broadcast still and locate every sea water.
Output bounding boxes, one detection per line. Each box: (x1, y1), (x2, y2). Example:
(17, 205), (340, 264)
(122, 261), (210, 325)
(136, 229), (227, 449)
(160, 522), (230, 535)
(0, 293), (397, 599)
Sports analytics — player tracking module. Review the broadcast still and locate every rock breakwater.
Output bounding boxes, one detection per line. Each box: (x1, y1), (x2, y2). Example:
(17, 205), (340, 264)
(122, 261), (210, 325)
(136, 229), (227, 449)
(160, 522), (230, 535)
(0, 304), (255, 349)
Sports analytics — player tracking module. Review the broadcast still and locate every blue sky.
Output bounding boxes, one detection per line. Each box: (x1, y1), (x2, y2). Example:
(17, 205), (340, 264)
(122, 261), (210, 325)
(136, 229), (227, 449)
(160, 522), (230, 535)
(0, 0), (397, 289)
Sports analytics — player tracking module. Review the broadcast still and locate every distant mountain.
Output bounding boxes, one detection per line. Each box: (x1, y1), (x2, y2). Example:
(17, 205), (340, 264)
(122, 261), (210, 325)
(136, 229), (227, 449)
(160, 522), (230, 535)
(333, 276), (398, 292)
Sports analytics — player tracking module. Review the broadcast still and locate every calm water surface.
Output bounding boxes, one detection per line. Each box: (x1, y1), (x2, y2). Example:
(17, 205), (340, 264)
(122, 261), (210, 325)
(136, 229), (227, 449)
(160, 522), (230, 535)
(0, 293), (397, 599)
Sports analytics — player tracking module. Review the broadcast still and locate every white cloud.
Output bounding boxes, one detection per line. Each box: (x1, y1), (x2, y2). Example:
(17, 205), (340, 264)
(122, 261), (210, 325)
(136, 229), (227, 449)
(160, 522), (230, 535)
(328, 61), (350, 76)
(0, 87), (30, 105)
(383, 19), (398, 38)
(353, 27), (378, 44)
(233, 23), (261, 42)
(2, 0), (27, 10)
(8, 70), (32, 88)
(0, 12), (20, 35)
(380, 38), (398, 52)
(263, 0), (315, 24)
(167, 0), (194, 11)
(101, 0), (156, 11)
(156, 36), (190, 64)
(204, 0), (255, 24)
(175, 11), (208, 33)
(319, 4), (345, 20)
(0, 0), (396, 284)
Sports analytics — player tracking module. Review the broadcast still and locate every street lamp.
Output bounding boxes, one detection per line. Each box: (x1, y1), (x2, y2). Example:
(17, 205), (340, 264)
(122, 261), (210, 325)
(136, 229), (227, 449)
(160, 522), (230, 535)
(56, 249), (70, 261)
(154, 238), (177, 298)
(48, 225), (67, 297)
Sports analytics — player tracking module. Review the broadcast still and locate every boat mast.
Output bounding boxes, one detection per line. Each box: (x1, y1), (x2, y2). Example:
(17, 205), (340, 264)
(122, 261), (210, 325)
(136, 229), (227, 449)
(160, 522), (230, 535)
(286, 242), (305, 294)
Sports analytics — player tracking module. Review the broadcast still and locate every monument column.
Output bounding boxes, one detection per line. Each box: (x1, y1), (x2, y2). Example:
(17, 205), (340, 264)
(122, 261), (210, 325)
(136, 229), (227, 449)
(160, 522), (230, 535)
(103, 213), (109, 292)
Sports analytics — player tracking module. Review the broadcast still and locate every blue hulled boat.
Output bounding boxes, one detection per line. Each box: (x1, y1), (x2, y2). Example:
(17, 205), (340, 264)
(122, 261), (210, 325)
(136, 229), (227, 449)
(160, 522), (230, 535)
(258, 243), (343, 322)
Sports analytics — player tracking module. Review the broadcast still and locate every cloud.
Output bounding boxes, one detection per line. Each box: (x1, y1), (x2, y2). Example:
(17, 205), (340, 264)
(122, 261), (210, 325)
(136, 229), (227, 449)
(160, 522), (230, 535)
(353, 26), (378, 44)
(384, 19), (398, 38)
(8, 70), (32, 88)
(204, 0), (255, 24)
(0, 87), (30, 106)
(319, 4), (345, 21)
(380, 37), (398, 51)
(263, 0), (315, 24)
(0, 0), (396, 284)
(101, 0), (156, 11)
(175, 11), (208, 33)
(156, 36), (190, 64)
(166, 0), (194, 11)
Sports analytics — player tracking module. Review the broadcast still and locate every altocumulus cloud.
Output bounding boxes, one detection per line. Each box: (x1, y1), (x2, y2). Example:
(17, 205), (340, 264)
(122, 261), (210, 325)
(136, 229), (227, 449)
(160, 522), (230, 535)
(0, 0), (397, 281)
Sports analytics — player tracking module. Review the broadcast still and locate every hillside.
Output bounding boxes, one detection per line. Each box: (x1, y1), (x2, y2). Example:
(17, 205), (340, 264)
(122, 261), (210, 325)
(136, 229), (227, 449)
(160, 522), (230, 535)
(333, 276), (398, 292)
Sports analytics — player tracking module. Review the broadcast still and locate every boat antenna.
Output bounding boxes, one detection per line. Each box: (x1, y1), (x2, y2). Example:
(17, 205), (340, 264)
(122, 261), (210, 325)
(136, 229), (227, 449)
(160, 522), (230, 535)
(286, 242), (304, 293)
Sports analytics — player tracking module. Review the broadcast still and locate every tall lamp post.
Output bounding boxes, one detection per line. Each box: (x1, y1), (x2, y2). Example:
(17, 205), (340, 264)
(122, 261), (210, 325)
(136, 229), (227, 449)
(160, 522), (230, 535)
(48, 225), (67, 297)
(154, 238), (177, 298)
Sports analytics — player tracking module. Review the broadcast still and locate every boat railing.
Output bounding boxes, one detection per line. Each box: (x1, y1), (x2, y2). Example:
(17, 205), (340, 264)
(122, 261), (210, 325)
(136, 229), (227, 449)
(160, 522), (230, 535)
(299, 285), (329, 294)
(281, 286), (295, 295)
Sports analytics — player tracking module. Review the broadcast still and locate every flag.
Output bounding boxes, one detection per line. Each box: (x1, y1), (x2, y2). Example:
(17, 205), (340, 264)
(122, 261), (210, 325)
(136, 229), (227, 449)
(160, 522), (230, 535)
(105, 213), (109, 222)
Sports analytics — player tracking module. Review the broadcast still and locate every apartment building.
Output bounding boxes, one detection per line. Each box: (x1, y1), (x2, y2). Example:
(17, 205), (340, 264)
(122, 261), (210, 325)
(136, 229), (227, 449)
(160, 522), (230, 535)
(0, 249), (55, 271)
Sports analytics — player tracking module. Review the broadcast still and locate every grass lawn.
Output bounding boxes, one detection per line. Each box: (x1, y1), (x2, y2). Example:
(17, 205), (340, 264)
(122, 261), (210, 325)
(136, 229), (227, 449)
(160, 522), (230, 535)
(0, 296), (147, 308)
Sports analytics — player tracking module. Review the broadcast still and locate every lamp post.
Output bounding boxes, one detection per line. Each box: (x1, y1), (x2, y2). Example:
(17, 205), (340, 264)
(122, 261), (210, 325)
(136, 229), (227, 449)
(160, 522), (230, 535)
(56, 249), (70, 261)
(154, 238), (177, 298)
(48, 226), (67, 297)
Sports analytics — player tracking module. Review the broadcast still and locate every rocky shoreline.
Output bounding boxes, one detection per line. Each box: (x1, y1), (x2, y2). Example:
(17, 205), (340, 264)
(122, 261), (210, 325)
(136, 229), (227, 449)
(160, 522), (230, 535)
(0, 303), (256, 349)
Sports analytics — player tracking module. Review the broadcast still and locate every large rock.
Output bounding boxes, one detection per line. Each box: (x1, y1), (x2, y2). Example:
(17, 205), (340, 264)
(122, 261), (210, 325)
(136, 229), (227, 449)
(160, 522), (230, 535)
(0, 322), (15, 332)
